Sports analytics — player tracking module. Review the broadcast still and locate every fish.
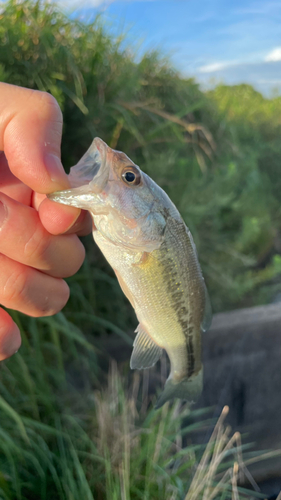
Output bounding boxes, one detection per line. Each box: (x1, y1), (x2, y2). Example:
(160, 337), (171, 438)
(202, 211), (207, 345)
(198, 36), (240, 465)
(48, 138), (212, 408)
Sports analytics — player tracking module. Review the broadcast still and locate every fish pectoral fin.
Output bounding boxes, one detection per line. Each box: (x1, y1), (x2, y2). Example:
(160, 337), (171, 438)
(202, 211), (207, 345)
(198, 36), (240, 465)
(130, 326), (163, 370)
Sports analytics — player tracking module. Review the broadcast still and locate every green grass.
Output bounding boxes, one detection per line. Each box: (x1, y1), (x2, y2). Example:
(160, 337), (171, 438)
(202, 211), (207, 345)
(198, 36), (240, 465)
(1, 1), (281, 498)
(2, 0), (281, 311)
(0, 300), (277, 499)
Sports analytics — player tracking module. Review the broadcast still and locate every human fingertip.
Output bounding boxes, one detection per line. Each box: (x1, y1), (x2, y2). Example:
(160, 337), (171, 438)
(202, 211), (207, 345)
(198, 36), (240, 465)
(0, 198), (8, 227)
(44, 153), (70, 191)
(63, 210), (92, 235)
(53, 235), (85, 278)
(52, 279), (70, 313)
(0, 312), (21, 361)
(60, 208), (82, 234)
(38, 197), (81, 235)
(29, 279), (70, 318)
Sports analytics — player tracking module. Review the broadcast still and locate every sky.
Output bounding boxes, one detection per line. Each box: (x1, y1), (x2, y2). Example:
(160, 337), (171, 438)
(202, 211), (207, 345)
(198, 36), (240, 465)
(62, 0), (281, 96)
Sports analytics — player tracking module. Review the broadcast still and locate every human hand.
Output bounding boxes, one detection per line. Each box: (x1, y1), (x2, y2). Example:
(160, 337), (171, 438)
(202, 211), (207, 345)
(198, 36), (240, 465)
(0, 83), (91, 361)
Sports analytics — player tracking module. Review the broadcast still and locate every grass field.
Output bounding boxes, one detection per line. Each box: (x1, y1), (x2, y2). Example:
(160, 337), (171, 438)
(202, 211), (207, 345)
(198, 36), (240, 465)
(0, 281), (277, 499)
(1, 1), (281, 498)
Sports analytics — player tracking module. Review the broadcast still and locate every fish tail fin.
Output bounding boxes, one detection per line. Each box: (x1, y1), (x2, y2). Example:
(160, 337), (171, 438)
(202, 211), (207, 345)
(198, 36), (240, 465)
(155, 369), (203, 410)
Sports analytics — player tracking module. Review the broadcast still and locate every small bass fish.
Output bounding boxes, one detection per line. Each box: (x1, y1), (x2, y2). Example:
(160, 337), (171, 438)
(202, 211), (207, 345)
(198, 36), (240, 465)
(48, 138), (211, 408)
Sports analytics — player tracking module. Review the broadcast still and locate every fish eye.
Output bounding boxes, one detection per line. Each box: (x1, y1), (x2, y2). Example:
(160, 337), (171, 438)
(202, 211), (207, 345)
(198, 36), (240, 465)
(121, 166), (141, 186)
(124, 171), (135, 182)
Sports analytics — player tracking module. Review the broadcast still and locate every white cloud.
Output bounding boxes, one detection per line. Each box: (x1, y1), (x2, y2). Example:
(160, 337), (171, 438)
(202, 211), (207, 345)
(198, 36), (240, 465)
(198, 62), (232, 73)
(265, 47), (281, 62)
(195, 59), (281, 97)
(198, 47), (281, 75)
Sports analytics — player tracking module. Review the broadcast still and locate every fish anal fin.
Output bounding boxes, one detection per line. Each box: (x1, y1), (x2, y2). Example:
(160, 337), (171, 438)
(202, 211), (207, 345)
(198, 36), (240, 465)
(130, 325), (163, 370)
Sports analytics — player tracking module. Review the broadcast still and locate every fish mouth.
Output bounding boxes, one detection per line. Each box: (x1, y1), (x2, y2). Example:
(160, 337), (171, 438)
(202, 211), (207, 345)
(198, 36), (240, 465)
(47, 138), (109, 209)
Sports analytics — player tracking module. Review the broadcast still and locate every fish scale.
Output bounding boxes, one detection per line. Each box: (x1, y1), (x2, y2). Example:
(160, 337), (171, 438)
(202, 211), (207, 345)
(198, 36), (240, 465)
(48, 137), (212, 408)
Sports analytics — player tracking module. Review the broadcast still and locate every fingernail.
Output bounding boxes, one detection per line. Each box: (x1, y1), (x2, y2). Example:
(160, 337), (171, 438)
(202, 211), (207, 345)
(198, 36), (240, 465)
(62, 208), (82, 233)
(44, 154), (69, 185)
(0, 200), (8, 227)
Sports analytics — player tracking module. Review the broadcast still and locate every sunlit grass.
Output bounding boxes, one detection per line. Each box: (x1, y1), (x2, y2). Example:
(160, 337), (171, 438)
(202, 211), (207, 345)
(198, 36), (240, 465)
(3, 0), (281, 311)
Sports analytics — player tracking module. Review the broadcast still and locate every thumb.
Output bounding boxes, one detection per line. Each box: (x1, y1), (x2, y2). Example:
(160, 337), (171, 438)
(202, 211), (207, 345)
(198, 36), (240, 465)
(0, 83), (70, 194)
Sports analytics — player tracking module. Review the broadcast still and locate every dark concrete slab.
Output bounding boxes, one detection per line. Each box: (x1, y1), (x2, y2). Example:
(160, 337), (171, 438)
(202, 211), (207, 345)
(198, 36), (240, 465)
(200, 303), (281, 481)
(97, 303), (281, 481)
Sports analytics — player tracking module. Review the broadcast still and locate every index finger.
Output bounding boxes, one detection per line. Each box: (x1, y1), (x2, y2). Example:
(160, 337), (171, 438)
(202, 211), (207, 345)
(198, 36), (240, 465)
(0, 83), (69, 194)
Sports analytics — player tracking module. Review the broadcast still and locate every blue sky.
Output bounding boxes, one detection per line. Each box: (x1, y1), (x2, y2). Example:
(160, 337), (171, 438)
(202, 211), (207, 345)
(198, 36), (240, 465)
(65, 0), (281, 95)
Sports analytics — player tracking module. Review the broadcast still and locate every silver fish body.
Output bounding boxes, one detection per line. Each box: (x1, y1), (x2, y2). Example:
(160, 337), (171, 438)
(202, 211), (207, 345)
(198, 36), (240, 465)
(48, 138), (211, 407)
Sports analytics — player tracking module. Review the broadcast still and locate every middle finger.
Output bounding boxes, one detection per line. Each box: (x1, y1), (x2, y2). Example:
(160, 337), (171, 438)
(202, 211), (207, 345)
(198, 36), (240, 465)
(0, 193), (85, 278)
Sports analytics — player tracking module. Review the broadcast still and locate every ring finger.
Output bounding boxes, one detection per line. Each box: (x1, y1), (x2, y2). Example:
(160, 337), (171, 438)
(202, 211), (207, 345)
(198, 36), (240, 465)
(0, 253), (69, 317)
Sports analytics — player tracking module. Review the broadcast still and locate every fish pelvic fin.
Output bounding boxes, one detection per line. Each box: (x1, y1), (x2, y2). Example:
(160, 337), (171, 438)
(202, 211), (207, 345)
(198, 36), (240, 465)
(155, 369), (203, 410)
(130, 325), (163, 370)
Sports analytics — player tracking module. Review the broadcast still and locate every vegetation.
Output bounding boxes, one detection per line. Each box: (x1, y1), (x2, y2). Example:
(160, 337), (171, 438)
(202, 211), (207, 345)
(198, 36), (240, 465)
(0, 0), (281, 498)
(2, 0), (281, 311)
(0, 326), (272, 499)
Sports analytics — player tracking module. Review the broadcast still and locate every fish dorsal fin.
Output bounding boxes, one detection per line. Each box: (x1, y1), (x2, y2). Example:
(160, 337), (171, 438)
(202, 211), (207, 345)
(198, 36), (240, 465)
(184, 224), (212, 332)
(130, 325), (163, 370)
(201, 285), (212, 332)
(68, 137), (108, 187)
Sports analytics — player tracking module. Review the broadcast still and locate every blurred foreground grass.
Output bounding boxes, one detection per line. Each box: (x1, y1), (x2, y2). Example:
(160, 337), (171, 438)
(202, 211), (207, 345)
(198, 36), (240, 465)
(0, 306), (274, 500)
(0, 259), (276, 498)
